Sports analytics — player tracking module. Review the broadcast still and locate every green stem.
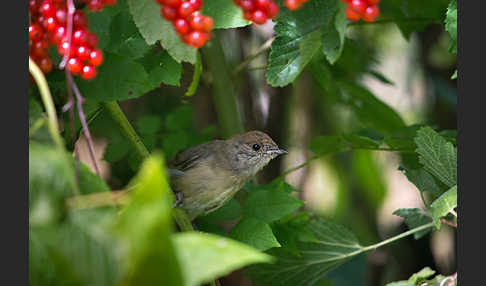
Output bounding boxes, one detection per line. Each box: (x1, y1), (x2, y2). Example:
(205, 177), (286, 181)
(185, 52), (202, 97)
(29, 57), (80, 195)
(202, 31), (244, 138)
(102, 101), (150, 162)
(102, 100), (195, 233)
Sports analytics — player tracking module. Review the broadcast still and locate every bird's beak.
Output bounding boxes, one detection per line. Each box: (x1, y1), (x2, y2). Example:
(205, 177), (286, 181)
(269, 148), (288, 155)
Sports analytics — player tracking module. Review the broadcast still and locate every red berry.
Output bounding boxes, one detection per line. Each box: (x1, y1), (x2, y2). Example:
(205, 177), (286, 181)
(88, 0), (105, 11)
(251, 10), (267, 25)
(58, 41), (76, 57)
(255, 0), (271, 10)
(349, 0), (366, 14)
(342, 0), (352, 2)
(201, 16), (214, 32)
(285, 0), (302, 11)
(161, 6), (178, 21)
(29, 0), (40, 14)
(55, 9), (67, 26)
(67, 57), (83, 74)
(243, 11), (253, 21)
(86, 32), (99, 48)
(189, 14), (205, 30)
(43, 17), (58, 32)
(50, 26), (67, 44)
(73, 11), (89, 28)
(365, 0), (380, 5)
(267, 2), (279, 18)
(89, 49), (104, 66)
(40, 0), (56, 17)
(185, 30), (209, 48)
(173, 18), (191, 35)
(240, 0), (256, 12)
(345, 5), (361, 21)
(104, 0), (118, 5)
(73, 29), (88, 46)
(188, 0), (202, 10)
(157, 0), (181, 8)
(81, 65), (97, 80)
(187, 11), (201, 23)
(38, 57), (53, 73)
(76, 46), (91, 61)
(178, 2), (196, 19)
(31, 40), (50, 58)
(29, 24), (44, 42)
(362, 5), (379, 22)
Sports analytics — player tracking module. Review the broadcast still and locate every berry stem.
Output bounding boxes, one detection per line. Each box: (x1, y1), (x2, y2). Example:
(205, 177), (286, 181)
(60, 0), (76, 69)
(233, 36), (274, 75)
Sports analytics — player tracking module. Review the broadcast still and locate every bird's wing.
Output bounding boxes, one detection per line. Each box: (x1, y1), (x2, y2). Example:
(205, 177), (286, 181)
(169, 141), (219, 172)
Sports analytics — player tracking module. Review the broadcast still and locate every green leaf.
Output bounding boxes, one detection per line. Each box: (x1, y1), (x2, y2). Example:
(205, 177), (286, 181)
(77, 52), (152, 101)
(114, 154), (183, 286)
(451, 70), (457, 79)
(127, 0), (196, 64)
(266, 0), (338, 86)
(445, 0), (457, 54)
(344, 134), (381, 149)
(173, 232), (273, 286)
(136, 115), (161, 135)
(107, 11), (151, 59)
(309, 135), (348, 156)
(243, 183), (305, 222)
(230, 218), (281, 251)
(104, 141), (130, 163)
(415, 127), (457, 187)
(246, 217), (363, 286)
(393, 208), (433, 239)
(321, 1), (348, 64)
(430, 186), (457, 229)
(202, 0), (250, 29)
(385, 282), (413, 286)
(198, 198), (242, 223)
(399, 167), (444, 199)
(408, 267), (436, 284)
(139, 50), (182, 87)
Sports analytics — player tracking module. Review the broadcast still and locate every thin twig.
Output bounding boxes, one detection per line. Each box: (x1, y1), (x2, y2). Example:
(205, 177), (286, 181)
(440, 218), (457, 228)
(233, 37), (274, 75)
(59, 0), (75, 69)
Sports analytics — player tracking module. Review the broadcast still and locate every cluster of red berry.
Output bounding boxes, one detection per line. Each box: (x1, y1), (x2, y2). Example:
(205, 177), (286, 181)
(233, 0), (279, 25)
(29, 0), (112, 79)
(156, 0), (214, 48)
(343, 0), (379, 22)
(79, 0), (117, 12)
(284, 0), (310, 11)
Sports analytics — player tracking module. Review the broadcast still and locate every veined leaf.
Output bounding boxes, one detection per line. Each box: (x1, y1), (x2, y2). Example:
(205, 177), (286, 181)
(246, 217), (363, 286)
(229, 218), (281, 251)
(393, 208), (433, 239)
(430, 186), (457, 229)
(415, 127), (457, 187)
(445, 0), (457, 54)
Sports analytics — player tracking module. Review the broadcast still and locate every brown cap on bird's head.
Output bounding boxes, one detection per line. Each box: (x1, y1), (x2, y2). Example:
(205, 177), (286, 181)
(229, 130), (288, 156)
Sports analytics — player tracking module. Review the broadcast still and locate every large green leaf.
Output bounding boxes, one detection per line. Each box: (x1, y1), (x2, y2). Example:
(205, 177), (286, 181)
(107, 11), (151, 59)
(77, 52), (152, 101)
(138, 50), (182, 87)
(415, 127), (457, 187)
(321, 1), (348, 64)
(309, 135), (348, 156)
(246, 217), (363, 286)
(173, 232), (273, 286)
(114, 154), (183, 286)
(393, 208), (433, 239)
(243, 182), (304, 222)
(229, 218), (281, 251)
(399, 166), (444, 200)
(202, 0), (250, 29)
(127, 0), (197, 64)
(445, 0), (457, 54)
(266, 0), (338, 86)
(430, 185), (457, 229)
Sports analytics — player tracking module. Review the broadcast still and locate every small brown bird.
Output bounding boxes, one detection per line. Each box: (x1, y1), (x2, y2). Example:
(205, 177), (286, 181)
(169, 131), (287, 220)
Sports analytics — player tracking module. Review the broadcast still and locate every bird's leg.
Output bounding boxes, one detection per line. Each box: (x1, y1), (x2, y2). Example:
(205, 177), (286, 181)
(173, 191), (184, 208)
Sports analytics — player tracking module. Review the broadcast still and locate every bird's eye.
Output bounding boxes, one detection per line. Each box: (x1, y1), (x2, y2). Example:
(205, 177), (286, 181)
(252, 144), (261, 151)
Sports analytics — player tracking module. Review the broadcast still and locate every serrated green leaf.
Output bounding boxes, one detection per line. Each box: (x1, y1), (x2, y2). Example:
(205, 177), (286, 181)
(321, 1), (347, 64)
(445, 0), (457, 54)
(400, 167), (444, 199)
(202, 0), (250, 29)
(107, 11), (151, 59)
(139, 50), (182, 87)
(393, 208), (433, 239)
(243, 183), (305, 222)
(127, 0), (196, 64)
(266, 0), (338, 86)
(415, 127), (457, 187)
(77, 53), (152, 101)
(173, 232), (273, 286)
(430, 185), (457, 229)
(230, 218), (281, 251)
(246, 217), (363, 286)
